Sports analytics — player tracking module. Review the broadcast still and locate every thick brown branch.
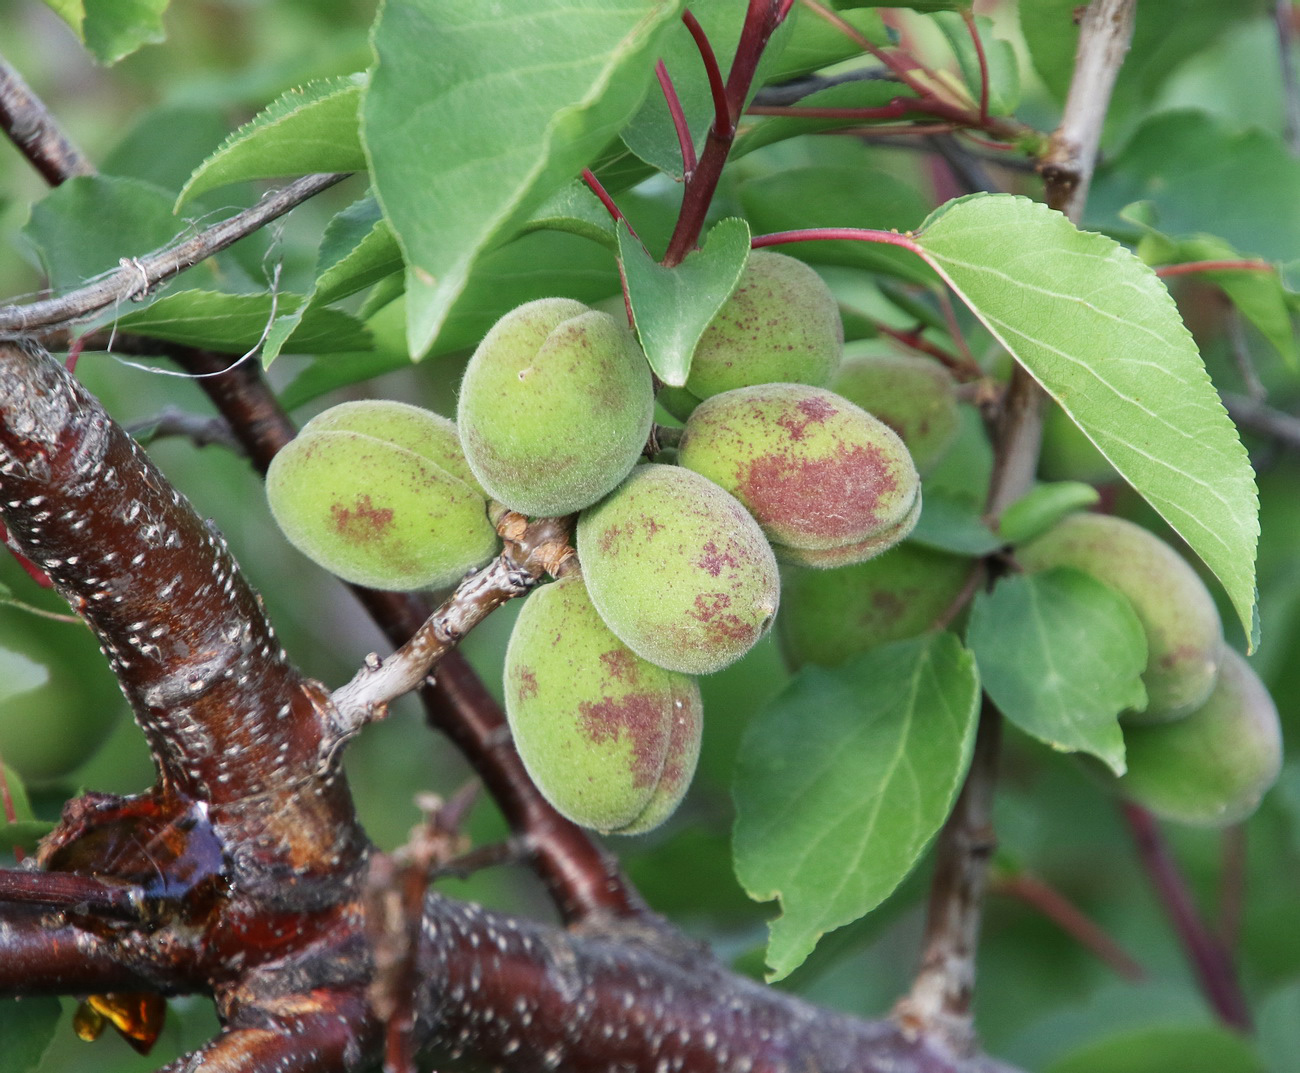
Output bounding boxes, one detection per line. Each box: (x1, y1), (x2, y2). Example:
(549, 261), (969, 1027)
(0, 340), (365, 889)
(0, 54), (94, 185)
(0, 905), (155, 995)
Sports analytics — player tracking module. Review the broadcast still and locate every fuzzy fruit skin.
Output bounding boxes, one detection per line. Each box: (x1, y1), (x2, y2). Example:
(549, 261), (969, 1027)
(778, 543), (973, 669)
(266, 430), (498, 591)
(1017, 513), (1224, 722)
(829, 351), (960, 475)
(457, 298), (653, 517)
(301, 399), (483, 493)
(504, 572), (702, 834)
(576, 464), (780, 675)
(683, 251), (843, 402)
(1118, 647), (1282, 826)
(676, 384), (921, 565)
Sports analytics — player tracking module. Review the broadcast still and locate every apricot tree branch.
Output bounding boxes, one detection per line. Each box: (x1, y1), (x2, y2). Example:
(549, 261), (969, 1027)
(905, 1), (1138, 1051)
(0, 53), (94, 185)
(0, 172), (350, 334)
(329, 514), (574, 739)
(1120, 802), (1253, 1031)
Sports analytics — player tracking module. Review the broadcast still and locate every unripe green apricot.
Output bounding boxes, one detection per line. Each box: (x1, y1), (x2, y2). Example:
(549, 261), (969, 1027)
(576, 464), (780, 675)
(778, 543), (973, 669)
(1017, 513), (1223, 722)
(829, 350), (960, 475)
(676, 384), (921, 566)
(505, 572), (702, 833)
(266, 429), (498, 590)
(683, 251), (843, 402)
(1118, 647), (1282, 826)
(301, 399), (482, 493)
(458, 298), (654, 517)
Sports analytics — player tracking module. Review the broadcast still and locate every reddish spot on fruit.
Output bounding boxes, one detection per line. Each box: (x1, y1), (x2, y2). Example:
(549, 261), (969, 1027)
(697, 539), (741, 578)
(578, 693), (669, 788)
(516, 667), (539, 701)
(330, 495), (394, 543)
(775, 394), (838, 441)
(741, 442), (897, 543)
(689, 592), (754, 642)
(599, 649), (640, 682)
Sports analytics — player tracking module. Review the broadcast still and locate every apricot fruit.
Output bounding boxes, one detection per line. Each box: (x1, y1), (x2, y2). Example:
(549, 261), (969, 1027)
(829, 351), (960, 474)
(1119, 647), (1282, 826)
(676, 384), (921, 566)
(576, 464), (780, 675)
(778, 543), (973, 669)
(683, 251), (843, 402)
(457, 298), (653, 516)
(266, 428), (498, 591)
(301, 399), (482, 493)
(504, 572), (702, 833)
(1017, 512), (1223, 722)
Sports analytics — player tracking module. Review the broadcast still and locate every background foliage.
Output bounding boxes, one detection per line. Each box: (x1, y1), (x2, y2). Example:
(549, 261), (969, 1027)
(1, 1), (1298, 1071)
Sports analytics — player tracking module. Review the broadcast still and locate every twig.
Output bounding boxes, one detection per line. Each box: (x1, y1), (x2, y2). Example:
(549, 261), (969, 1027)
(960, 8), (990, 125)
(1121, 802), (1253, 1031)
(0, 867), (144, 921)
(0, 172), (350, 334)
(991, 871), (1146, 982)
(1224, 309), (1268, 403)
(126, 406), (245, 454)
(902, 1), (1140, 1051)
(1222, 392), (1300, 451)
(1217, 824), (1248, 954)
(1037, 0), (1136, 220)
(1277, 0), (1300, 155)
(896, 703), (1001, 1054)
(329, 513), (574, 740)
(0, 54), (94, 185)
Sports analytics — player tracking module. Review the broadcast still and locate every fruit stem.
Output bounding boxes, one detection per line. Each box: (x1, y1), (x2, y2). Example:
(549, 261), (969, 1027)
(961, 8), (990, 127)
(751, 226), (923, 254)
(655, 59), (698, 177)
(662, 1), (787, 266)
(1120, 802), (1254, 1031)
(991, 871), (1146, 982)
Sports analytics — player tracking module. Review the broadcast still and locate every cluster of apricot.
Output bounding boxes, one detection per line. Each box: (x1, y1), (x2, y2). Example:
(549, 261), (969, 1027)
(267, 250), (1280, 836)
(268, 253), (942, 833)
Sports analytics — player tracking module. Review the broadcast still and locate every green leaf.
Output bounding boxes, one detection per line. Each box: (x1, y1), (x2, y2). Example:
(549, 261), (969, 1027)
(931, 12), (1019, 116)
(177, 74), (367, 206)
(912, 193), (1259, 643)
(909, 488), (1002, 556)
(733, 632), (980, 980)
(113, 290), (371, 354)
(619, 216), (750, 386)
(997, 482), (1101, 544)
(967, 569), (1143, 774)
(0, 997), (62, 1072)
(23, 175), (188, 296)
(1045, 1022), (1265, 1073)
(45, 0), (169, 64)
(1090, 111), (1300, 264)
(0, 763), (35, 823)
(739, 165), (937, 285)
(1259, 982), (1300, 1073)
(1133, 226), (1297, 369)
(364, 0), (683, 359)
(757, 7), (889, 87)
(260, 197), (403, 364)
